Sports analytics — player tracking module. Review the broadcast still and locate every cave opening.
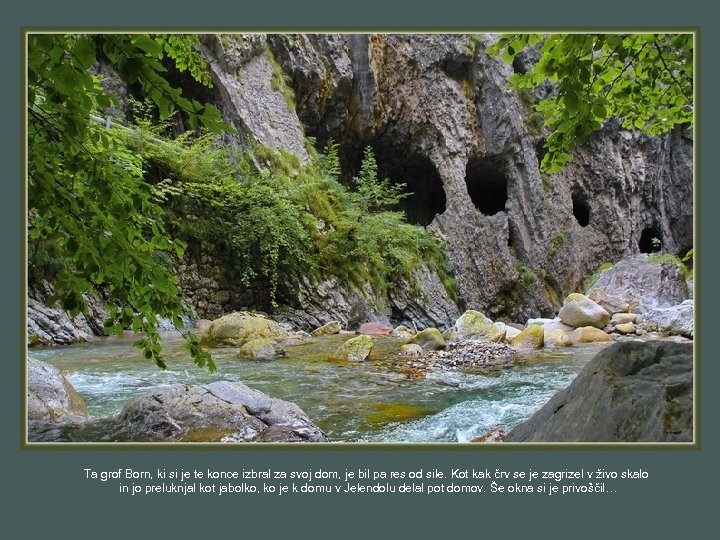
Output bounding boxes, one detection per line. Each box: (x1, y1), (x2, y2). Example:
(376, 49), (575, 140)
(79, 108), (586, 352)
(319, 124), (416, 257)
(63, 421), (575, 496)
(345, 144), (447, 227)
(639, 226), (663, 253)
(571, 191), (590, 227)
(465, 155), (509, 215)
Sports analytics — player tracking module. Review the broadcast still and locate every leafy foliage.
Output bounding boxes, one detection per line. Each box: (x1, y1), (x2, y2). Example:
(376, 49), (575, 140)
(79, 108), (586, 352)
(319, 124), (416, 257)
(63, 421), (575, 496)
(27, 33), (230, 371)
(488, 34), (693, 172)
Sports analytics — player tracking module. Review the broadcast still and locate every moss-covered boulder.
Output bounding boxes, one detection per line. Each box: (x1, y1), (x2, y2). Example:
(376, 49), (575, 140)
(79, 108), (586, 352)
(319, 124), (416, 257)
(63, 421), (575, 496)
(404, 328), (446, 351)
(504, 326), (522, 343)
(239, 338), (286, 360)
(509, 325), (544, 350)
(311, 321), (342, 336)
(454, 310), (506, 342)
(559, 293), (611, 329)
(333, 335), (374, 361)
(570, 326), (614, 343)
(202, 312), (290, 347)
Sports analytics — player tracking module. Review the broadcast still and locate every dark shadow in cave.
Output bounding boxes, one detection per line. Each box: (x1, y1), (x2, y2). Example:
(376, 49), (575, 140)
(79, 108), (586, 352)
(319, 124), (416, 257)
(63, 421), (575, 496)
(639, 226), (663, 253)
(465, 155), (509, 216)
(572, 190), (590, 227)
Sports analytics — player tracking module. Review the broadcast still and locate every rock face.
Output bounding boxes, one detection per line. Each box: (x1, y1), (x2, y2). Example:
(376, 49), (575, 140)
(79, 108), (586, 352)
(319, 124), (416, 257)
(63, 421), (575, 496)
(506, 341), (693, 442)
(269, 34), (692, 323)
(28, 358), (89, 436)
(588, 254), (690, 312)
(112, 381), (328, 442)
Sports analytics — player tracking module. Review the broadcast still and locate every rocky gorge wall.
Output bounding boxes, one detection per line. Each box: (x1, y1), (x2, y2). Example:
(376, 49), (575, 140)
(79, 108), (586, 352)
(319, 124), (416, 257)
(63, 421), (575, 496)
(27, 33), (694, 342)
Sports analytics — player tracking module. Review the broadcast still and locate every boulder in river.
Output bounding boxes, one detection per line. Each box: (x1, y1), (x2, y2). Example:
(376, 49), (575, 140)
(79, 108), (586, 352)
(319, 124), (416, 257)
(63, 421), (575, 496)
(570, 326), (613, 344)
(506, 341), (693, 442)
(509, 325), (544, 350)
(453, 310), (506, 343)
(111, 381), (329, 442)
(333, 335), (374, 362)
(202, 311), (291, 347)
(404, 328), (446, 351)
(559, 293), (610, 329)
(239, 338), (286, 360)
(310, 320), (342, 336)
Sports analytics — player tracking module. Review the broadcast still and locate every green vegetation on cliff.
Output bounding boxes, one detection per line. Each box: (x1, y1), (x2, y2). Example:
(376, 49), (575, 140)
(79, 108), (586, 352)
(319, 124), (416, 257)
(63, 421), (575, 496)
(488, 33), (693, 172)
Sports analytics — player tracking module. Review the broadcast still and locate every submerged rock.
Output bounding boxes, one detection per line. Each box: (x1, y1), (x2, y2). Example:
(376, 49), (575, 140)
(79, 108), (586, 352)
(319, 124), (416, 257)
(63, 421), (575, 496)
(506, 341), (693, 442)
(559, 293), (610, 329)
(333, 335), (374, 361)
(111, 381), (328, 443)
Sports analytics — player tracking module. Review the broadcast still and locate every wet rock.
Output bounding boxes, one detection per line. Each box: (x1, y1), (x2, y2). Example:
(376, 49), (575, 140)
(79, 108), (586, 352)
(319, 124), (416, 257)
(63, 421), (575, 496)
(404, 328), (446, 351)
(506, 341), (693, 442)
(111, 381), (328, 442)
(509, 325), (544, 350)
(454, 310), (506, 342)
(641, 300), (694, 338)
(28, 358), (89, 440)
(358, 322), (394, 336)
(570, 326), (613, 344)
(333, 335), (374, 361)
(559, 293), (610, 329)
(589, 254), (690, 312)
(311, 320), (342, 336)
(400, 343), (423, 356)
(239, 338), (286, 360)
(504, 326), (522, 343)
(202, 311), (291, 347)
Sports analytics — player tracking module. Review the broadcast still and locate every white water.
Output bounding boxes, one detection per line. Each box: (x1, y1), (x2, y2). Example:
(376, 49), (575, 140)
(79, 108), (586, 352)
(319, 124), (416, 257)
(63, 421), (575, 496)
(30, 334), (607, 442)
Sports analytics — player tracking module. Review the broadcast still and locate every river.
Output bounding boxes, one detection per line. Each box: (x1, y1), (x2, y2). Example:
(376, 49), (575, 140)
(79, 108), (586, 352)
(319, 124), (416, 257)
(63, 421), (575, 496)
(29, 333), (607, 443)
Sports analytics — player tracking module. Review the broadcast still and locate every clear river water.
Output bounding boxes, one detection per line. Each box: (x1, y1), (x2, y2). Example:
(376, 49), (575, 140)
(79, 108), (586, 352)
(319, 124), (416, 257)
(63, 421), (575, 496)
(30, 333), (608, 443)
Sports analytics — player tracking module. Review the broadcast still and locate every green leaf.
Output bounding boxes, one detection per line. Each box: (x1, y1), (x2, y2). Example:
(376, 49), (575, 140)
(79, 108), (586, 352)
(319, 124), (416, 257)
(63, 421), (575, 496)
(132, 35), (163, 57)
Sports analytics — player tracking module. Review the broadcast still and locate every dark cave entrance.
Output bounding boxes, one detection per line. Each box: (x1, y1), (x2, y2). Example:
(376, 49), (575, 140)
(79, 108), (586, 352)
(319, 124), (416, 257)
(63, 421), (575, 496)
(572, 191), (591, 227)
(346, 144), (447, 227)
(639, 226), (663, 253)
(465, 156), (509, 215)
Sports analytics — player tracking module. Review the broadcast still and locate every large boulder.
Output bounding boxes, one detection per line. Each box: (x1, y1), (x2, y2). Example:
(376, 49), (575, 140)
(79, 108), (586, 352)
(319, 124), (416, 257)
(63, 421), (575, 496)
(588, 254), (690, 312)
(509, 325), (544, 350)
(28, 358), (89, 425)
(641, 299), (694, 338)
(404, 328), (446, 351)
(333, 335), (374, 361)
(570, 326), (613, 344)
(453, 310), (506, 343)
(111, 381), (328, 442)
(506, 341), (693, 442)
(559, 293), (610, 329)
(202, 312), (291, 347)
